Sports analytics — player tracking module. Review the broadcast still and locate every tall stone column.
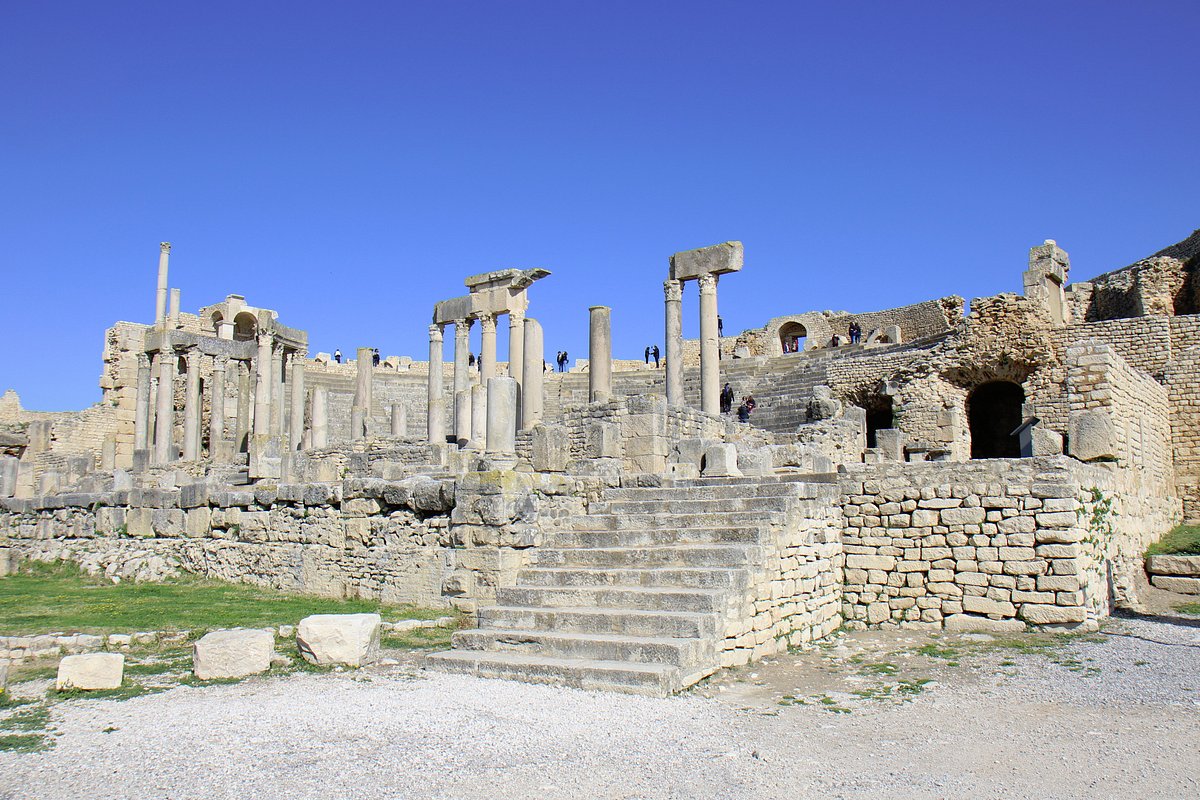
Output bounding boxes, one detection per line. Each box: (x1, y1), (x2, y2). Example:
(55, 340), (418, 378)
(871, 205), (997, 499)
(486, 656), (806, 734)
(589, 306), (612, 402)
(485, 377), (518, 456)
(508, 309), (525, 427)
(147, 356), (158, 455)
(391, 404), (407, 437)
(479, 314), (497, 385)
(352, 346), (373, 439)
(427, 324), (446, 445)
(453, 319), (472, 395)
(134, 353), (151, 451)
(235, 361), (251, 452)
(209, 356), (227, 454)
(521, 317), (544, 429)
(253, 332), (272, 436)
(698, 272), (720, 414)
(271, 345), (285, 438)
(311, 385), (329, 448)
(168, 288), (181, 329)
(154, 347), (175, 463)
(182, 350), (201, 460)
(155, 242), (171, 324)
(664, 279), (684, 406)
(454, 390), (472, 447)
(289, 352), (306, 451)
(470, 384), (486, 451)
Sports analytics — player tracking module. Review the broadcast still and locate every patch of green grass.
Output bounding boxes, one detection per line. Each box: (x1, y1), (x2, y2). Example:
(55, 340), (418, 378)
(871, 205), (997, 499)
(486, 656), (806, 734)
(896, 678), (934, 696)
(1146, 525), (1200, 556)
(9, 664), (58, 684)
(916, 643), (960, 660)
(0, 692), (34, 710)
(0, 561), (444, 636)
(53, 681), (165, 702)
(1175, 602), (1200, 617)
(0, 733), (49, 753)
(1, 705), (49, 732)
(381, 626), (455, 651)
(858, 662), (898, 676)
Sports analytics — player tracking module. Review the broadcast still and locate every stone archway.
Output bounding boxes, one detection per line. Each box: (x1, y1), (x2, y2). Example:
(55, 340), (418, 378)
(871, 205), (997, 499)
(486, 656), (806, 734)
(232, 311), (258, 342)
(967, 380), (1024, 459)
(778, 321), (807, 354)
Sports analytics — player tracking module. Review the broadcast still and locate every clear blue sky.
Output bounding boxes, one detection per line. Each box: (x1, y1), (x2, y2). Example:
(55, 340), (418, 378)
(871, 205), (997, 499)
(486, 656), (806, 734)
(2, 1), (1197, 410)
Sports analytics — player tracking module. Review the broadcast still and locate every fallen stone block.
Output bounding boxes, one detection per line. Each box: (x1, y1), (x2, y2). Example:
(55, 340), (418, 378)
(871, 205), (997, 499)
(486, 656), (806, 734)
(702, 444), (742, 478)
(1146, 554), (1200, 577)
(297, 613), (381, 667)
(1149, 575), (1200, 595)
(1068, 410), (1116, 462)
(193, 629), (275, 680)
(1018, 604), (1088, 624)
(56, 653), (124, 691)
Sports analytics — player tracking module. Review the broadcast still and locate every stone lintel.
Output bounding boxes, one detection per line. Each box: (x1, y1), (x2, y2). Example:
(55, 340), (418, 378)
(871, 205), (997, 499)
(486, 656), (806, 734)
(670, 241), (744, 282)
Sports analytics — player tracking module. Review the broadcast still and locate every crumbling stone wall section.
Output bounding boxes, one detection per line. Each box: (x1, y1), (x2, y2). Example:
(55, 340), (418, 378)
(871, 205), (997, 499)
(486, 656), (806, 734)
(1166, 344), (1200, 521)
(839, 457), (1179, 631)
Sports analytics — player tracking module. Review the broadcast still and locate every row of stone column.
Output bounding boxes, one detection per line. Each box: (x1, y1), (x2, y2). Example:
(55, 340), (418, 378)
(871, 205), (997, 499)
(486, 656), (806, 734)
(664, 272), (722, 413)
(133, 340), (308, 465)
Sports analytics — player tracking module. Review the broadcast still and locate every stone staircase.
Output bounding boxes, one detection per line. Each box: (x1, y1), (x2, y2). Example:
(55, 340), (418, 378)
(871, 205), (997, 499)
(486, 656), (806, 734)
(426, 475), (830, 695)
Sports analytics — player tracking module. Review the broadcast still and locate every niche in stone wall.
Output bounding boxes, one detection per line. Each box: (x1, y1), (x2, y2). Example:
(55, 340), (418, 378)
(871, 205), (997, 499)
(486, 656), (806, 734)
(233, 311), (258, 342)
(865, 397), (894, 449)
(967, 380), (1024, 459)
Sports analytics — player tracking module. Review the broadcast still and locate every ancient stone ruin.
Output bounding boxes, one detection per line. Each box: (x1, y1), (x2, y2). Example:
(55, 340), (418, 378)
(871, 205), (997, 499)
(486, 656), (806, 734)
(3, 229), (1199, 694)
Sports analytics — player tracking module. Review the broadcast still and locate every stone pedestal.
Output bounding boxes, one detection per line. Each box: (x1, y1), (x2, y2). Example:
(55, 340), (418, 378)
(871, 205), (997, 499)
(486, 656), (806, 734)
(664, 279), (683, 406)
(589, 306), (612, 402)
(521, 317), (544, 429)
(486, 377), (518, 458)
(698, 273), (720, 414)
(427, 324), (446, 445)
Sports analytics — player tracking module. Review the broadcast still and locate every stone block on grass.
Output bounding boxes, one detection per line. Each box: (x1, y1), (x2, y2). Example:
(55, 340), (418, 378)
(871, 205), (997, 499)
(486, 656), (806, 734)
(193, 629), (275, 680)
(297, 613), (381, 667)
(56, 653), (124, 691)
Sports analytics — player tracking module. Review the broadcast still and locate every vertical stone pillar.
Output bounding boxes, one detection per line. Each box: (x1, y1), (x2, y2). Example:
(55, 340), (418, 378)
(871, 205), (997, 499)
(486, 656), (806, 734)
(311, 385), (329, 448)
(155, 242), (171, 324)
(508, 309), (525, 427)
(352, 346), (372, 439)
(253, 332), (272, 436)
(479, 314), (497, 385)
(147, 357), (158, 457)
(427, 324), (446, 444)
(589, 306), (612, 402)
(154, 346), (175, 463)
(698, 272), (720, 414)
(271, 345), (285, 438)
(453, 319), (472, 395)
(134, 353), (151, 451)
(391, 404), (407, 437)
(454, 390), (472, 447)
(521, 317), (544, 429)
(664, 279), (684, 406)
(289, 352), (306, 451)
(182, 350), (201, 460)
(470, 384), (487, 450)
(485, 377), (518, 455)
(235, 361), (251, 452)
(169, 288), (181, 329)
(209, 356), (227, 454)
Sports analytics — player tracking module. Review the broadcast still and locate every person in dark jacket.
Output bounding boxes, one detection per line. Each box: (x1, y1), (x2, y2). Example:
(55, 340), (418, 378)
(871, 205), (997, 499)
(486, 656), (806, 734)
(720, 383), (734, 413)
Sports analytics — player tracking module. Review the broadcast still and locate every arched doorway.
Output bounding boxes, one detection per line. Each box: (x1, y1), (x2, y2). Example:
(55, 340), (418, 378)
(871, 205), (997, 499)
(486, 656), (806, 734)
(968, 381), (1025, 459)
(865, 397), (894, 449)
(779, 322), (806, 354)
(233, 311), (258, 342)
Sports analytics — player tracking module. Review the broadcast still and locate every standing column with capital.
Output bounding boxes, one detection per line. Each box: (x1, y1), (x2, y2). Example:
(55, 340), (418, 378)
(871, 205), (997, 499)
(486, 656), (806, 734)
(479, 314), (497, 385)
(521, 317), (544, 429)
(452, 318), (471, 435)
(698, 272), (720, 414)
(154, 347), (176, 463)
(134, 353), (151, 451)
(664, 279), (684, 406)
(182, 351), (201, 460)
(289, 352), (306, 451)
(271, 345), (285, 438)
(253, 332), (273, 436)
(155, 242), (171, 324)
(589, 306), (612, 402)
(508, 309), (525, 427)
(209, 356), (227, 455)
(427, 324), (446, 444)
(234, 361), (251, 452)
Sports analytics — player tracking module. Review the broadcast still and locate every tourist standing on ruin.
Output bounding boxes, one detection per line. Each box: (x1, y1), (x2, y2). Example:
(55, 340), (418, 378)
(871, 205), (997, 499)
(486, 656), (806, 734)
(652, 345), (660, 367)
(334, 349), (341, 363)
(736, 401), (750, 423)
(720, 383), (734, 413)
(372, 348), (380, 367)
(644, 346), (650, 364)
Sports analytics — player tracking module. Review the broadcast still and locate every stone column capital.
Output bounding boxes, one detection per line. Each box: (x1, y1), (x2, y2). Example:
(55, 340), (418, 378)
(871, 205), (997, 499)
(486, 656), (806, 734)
(698, 272), (718, 292)
(429, 323), (444, 342)
(160, 344), (175, 358)
(137, 352), (151, 369)
(478, 314), (497, 334)
(453, 317), (472, 331)
(664, 278), (683, 302)
(509, 308), (525, 324)
(185, 349), (200, 367)
(160, 242), (172, 253)
(213, 355), (230, 370)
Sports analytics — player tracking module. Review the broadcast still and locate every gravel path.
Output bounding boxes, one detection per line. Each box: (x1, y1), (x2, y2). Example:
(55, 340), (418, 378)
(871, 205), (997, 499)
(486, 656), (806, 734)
(2, 616), (1197, 799)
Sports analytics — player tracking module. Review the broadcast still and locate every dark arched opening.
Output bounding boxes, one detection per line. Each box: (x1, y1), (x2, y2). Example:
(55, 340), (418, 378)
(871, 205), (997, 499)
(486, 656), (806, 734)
(968, 381), (1025, 459)
(865, 397), (894, 449)
(779, 322), (806, 354)
(233, 311), (257, 342)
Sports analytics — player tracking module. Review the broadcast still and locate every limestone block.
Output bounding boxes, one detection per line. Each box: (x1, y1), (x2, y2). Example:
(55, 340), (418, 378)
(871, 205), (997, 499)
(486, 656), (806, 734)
(1146, 555), (1200, 576)
(193, 629), (274, 680)
(0, 456), (18, 497)
(961, 595), (1015, 617)
(940, 507), (986, 526)
(1032, 427), (1063, 456)
(670, 240), (743, 280)
(874, 429), (904, 462)
(531, 425), (570, 472)
(701, 444), (742, 478)
(585, 422), (621, 459)
(736, 447), (773, 477)
(1068, 411), (1117, 462)
(942, 614), (1025, 633)
(1019, 604), (1087, 624)
(1149, 575), (1200, 594)
(297, 613), (380, 667)
(0, 548), (15, 577)
(56, 653), (124, 691)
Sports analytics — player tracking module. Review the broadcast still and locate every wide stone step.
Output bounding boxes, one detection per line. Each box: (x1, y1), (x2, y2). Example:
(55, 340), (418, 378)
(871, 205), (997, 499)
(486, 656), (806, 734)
(478, 605), (720, 638)
(548, 526), (762, 548)
(424, 650), (683, 696)
(451, 629), (709, 667)
(569, 510), (787, 530)
(532, 544), (763, 569)
(604, 483), (801, 501)
(496, 585), (727, 613)
(517, 566), (750, 590)
(593, 498), (791, 514)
